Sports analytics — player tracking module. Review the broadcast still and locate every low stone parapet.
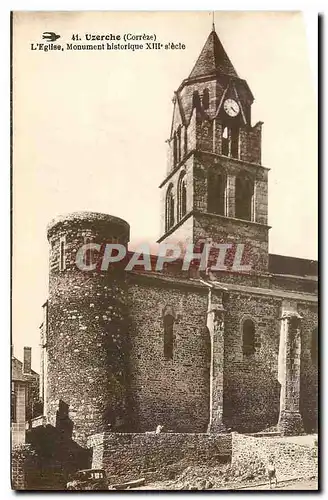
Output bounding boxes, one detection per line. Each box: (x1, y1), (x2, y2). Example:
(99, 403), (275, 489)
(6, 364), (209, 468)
(88, 432), (232, 482)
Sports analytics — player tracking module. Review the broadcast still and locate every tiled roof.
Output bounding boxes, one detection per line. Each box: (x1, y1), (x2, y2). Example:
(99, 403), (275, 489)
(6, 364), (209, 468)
(269, 254), (318, 278)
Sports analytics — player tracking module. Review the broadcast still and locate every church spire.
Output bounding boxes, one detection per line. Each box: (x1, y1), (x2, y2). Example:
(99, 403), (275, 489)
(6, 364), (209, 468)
(212, 11), (215, 32)
(188, 29), (238, 79)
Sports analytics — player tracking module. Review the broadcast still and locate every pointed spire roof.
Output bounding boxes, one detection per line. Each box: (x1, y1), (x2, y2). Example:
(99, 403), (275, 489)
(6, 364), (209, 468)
(189, 29), (238, 79)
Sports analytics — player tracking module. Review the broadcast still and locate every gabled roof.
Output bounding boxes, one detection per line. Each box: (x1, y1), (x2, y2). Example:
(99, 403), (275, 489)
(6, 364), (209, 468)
(189, 29), (238, 79)
(12, 357), (39, 383)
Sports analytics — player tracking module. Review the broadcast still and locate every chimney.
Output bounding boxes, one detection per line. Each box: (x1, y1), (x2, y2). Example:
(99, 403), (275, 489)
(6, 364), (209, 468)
(23, 347), (32, 374)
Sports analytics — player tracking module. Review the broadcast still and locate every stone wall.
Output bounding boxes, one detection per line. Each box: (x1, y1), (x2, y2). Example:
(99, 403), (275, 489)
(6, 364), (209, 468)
(224, 291), (281, 432)
(88, 432), (231, 482)
(194, 211), (269, 274)
(298, 303), (318, 432)
(224, 292), (318, 434)
(127, 276), (210, 432)
(231, 433), (318, 480)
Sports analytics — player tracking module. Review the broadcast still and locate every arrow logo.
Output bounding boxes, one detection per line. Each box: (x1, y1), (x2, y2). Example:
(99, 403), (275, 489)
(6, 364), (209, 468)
(42, 32), (61, 42)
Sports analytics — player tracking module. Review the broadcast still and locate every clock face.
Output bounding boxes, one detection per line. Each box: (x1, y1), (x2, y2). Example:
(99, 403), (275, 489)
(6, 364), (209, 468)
(224, 99), (240, 117)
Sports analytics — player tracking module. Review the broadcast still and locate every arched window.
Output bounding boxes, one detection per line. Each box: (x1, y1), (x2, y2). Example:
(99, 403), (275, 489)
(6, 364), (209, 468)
(192, 90), (201, 110)
(164, 314), (174, 360)
(202, 88), (209, 110)
(311, 327), (318, 365)
(178, 172), (187, 221)
(242, 319), (255, 356)
(165, 184), (175, 232)
(222, 127), (229, 156)
(208, 169), (226, 216)
(222, 126), (239, 159)
(235, 174), (254, 221)
(230, 127), (239, 158)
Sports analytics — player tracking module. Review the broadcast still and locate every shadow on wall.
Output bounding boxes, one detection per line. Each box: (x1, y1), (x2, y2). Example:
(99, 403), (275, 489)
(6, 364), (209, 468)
(26, 399), (91, 490)
(300, 365), (318, 433)
(224, 362), (281, 433)
(300, 326), (318, 433)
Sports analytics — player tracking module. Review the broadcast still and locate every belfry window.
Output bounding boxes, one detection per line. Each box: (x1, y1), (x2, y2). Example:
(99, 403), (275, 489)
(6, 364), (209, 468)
(242, 319), (255, 356)
(202, 88), (209, 110)
(208, 169), (226, 216)
(178, 172), (187, 221)
(222, 126), (239, 159)
(222, 127), (229, 156)
(192, 90), (201, 110)
(235, 174), (254, 221)
(165, 184), (175, 232)
(230, 127), (239, 158)
(164, 314), (174, 360)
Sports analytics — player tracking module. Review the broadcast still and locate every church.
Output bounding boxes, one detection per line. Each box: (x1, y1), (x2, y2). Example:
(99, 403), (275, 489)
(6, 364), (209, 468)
(40, 27), (318, 448)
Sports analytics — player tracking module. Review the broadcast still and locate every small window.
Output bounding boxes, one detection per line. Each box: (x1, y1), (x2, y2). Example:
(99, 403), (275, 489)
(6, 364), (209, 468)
(84, 237), (92, 267)
(202, 89), (210, 110)
(164, 314), (174, 360)
(59, 236), (66, 271)
(242, 319), (255, 356)
(311, 327), (318, 365)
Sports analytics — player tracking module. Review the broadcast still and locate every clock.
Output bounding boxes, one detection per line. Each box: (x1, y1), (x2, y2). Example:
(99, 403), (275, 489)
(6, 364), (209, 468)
(223, 98), (240, 117)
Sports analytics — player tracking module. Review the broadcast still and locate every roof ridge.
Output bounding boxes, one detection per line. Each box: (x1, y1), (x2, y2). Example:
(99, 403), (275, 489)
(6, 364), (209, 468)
(189, 30), (238, 80)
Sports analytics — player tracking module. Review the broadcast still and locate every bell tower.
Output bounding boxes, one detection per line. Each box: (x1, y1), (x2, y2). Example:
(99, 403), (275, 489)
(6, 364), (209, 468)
(158, 27), (270, 274)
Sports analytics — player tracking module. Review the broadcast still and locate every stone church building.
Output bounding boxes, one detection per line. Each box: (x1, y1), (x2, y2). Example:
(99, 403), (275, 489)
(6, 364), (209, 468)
(40, 28), (318, 447)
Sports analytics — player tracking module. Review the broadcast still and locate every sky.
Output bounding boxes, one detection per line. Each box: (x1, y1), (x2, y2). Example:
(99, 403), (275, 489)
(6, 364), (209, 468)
(12, 11), (317, 370)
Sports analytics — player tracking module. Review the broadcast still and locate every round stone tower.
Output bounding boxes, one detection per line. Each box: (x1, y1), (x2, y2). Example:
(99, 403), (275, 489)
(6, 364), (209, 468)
(46, 212), (130, 445)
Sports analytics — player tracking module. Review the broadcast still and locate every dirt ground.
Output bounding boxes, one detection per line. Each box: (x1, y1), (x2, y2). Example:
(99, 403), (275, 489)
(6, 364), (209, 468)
(237, 477), (318, 490)
(135, 477), (318, 491)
